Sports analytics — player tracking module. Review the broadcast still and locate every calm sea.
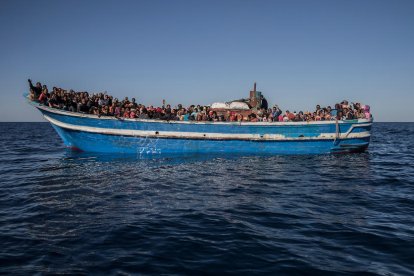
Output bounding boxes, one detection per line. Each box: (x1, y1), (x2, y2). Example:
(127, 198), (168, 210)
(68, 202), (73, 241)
(0, 122), (413, 274)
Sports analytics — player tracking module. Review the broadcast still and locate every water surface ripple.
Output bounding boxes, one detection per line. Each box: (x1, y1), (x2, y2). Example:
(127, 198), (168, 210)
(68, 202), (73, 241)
(0, 122), (413, 274)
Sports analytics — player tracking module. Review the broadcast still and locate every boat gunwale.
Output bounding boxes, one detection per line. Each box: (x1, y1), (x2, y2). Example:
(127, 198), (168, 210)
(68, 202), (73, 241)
(43, 114), (372, 142)
(29, 99), (373, 126)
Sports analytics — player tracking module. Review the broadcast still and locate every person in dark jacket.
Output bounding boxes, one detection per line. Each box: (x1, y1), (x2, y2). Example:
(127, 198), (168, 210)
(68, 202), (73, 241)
(260, 95), (268, 110)
(28, 79), (42, 99)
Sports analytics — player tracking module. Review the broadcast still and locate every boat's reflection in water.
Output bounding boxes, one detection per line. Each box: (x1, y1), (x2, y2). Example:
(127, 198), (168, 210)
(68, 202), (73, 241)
(61, 148), (372, 172)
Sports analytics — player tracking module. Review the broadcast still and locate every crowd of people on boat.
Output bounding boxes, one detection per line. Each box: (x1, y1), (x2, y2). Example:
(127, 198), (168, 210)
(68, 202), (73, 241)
(28, 79), (371, 122)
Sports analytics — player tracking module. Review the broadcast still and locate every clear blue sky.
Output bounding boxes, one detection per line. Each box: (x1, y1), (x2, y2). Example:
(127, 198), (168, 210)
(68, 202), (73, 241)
(0, 0), (413, 122)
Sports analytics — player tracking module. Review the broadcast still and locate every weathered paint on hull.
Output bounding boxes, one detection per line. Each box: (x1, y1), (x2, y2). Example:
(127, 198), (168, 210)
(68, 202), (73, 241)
(52, 125), (370, 154)
(34, 104), (372, 155)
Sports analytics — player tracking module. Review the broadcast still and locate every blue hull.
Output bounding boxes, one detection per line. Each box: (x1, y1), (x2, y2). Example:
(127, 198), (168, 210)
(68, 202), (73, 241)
(33, 103), (372, 155)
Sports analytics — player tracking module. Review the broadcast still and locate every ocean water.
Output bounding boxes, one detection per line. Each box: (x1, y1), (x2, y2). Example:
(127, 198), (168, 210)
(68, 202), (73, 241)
(0, 122), (413, 274)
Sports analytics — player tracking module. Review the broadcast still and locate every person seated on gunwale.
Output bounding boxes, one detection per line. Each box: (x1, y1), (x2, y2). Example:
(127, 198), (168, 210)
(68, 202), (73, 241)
(60, 95), (69, 110)
(293, 111), (303, 122)
(37, 85), (49, 105)
(129, 108), (137, 118)
(206, 110), (213, 121)
(139, 108), (149, 119)
(267, 112), (274, 122)
(285, 110), (294, 121)
(48, 93), (59, 108)
(331, 104), (339, 118)
(190, 109), (198, 121)
(272, 105), (282, 119)
(109, 102), (116, 115)
(236, 113), (244, 122)
(211, 111), (219, 122)
(224, 111), (233, 122)
(181, 110), (190, 121)
(248, 113), (258, 122)
(77, 98), (89, 113)
(151, 107), (162, 119)
(123, 108), (130, 118)
(161, 108), (177, 121)
(89, 106), (99, 115)
(101, 105), (110, 116)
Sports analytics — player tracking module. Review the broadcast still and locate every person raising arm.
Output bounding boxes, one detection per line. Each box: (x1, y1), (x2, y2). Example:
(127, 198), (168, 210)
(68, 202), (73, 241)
(28, 79), (42, 99)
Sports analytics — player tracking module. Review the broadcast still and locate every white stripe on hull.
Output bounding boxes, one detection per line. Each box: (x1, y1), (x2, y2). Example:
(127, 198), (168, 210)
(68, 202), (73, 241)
(44, 115), (371, 141)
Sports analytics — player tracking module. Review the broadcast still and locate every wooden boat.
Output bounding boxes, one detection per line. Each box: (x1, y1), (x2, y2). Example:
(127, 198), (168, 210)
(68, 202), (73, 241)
(28, 100), (372, 155)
